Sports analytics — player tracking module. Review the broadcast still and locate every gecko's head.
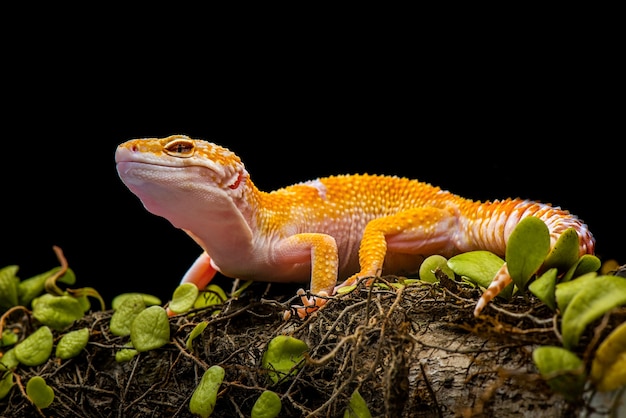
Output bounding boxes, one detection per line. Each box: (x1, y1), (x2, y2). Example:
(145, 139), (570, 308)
(116, 135), (244, 183)
(116, 134), (247, 189)
(115, 135), (249, 226)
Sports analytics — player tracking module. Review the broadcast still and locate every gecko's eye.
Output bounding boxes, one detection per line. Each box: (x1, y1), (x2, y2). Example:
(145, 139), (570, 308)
(164, 138), (195, 157)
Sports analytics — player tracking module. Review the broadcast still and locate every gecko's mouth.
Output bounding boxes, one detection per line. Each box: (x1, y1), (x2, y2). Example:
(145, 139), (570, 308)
(116, 146), (226, 171)
(116, 160), (244, 193)
(116, 160), (183, 170)
(116, 160), (216, 179)
(116, 147), (213, 172)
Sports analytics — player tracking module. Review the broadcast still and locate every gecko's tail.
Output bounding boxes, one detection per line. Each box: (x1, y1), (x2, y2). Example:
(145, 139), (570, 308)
(474, 199), (595, 317)
(512, 199), (595, 256)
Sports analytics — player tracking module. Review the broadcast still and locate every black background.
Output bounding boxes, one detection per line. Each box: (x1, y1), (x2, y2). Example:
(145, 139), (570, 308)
(3, 34), (623, 307)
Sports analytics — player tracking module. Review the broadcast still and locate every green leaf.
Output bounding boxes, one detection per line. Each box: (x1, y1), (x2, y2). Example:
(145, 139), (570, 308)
(189, 365), (225, 418)
(336, 285), (357, 295)
(532, 346), (586, 401)
(186, 321), (208, 352)
(591, 321), (626, 392)
(130, 305), (170, 352)
(76, 294), (91, 312)
(0, 370), (14, 400)
(56, 268), (76, 286)
(261, 335), (308, 384)
(505, 216), (550, 291)
(110, 294), (146, 336)
(67, 287), (105, 311)
(14, 326), (53, 366)
(555, 272), (598, 312)
(169, 283), (199, 314)
(561, 276), (626, 349)
(26, 376), (54, 409)
(542, 228), (581, 272)
(55, 328), (89, 359)
(447, 251), (505, 289)
(0, 265), (20, 309)
(0, 347), (19, 370)
(193, 285), (228, 311)
(528, 268), (558, 311)
(561, 254), (602, 282)
(18, 268), (57, 307)
(31, 294), (85, 331)
(572, 254), (602, 276)
(419, 255), (454, 283)
(251, 390), (282, 418)
(1, 329), (18, 347)
(111, 293), (161, 310)
(447, 251), (513, 298)
(344, 388), (373, 418)
(115, 346), (139, 363)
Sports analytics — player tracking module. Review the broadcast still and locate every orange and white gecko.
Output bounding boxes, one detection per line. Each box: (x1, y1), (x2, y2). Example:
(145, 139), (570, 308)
(115, 135), (595, 319)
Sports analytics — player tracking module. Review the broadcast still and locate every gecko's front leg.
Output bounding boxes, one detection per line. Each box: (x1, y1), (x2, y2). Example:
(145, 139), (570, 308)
(275, 233), (339, 320)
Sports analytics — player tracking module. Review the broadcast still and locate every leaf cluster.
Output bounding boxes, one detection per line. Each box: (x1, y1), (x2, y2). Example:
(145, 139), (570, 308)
(418, 217), (626, 400)
(1, 246), (104, 411)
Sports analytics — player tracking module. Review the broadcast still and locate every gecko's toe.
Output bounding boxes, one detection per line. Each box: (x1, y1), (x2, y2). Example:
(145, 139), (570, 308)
(283, 289), (330, 320)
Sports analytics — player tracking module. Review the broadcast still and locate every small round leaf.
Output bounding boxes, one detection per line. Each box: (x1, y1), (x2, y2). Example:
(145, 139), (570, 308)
(261, 335), (308, 384)
(555, 272), (598, 312)
(0, 371), (14, 400)
(193, 284), (227, 311)
(251, 390), (282, 418)
(111, 293), (161, 310)
(189, 365), (225, 418)
(18, 268), (58, 307)
(169, 283), (199, 314)
(55, 328), (90, 359)
(506, 216), (550, 290)
(419, 255), (454, 283)
(110, 294), (146, 336)
(130, 305), (170, 352)
(561, 276), (626, 349)
(1, 329), (19, 347)
(26, 376), (54, 409)
(15, 326), (54, 366)
(562, 254), (602, 282)
(447, 251), (512, 298)
(115, 347), (139, 363)
(528, 268), (558, 311)
(1, 347), (19, 370)
(32, 294), (85, 331)
(532, 346), (585, 400)
(0, 265), (19, 309)
(542, 228), (581, 272)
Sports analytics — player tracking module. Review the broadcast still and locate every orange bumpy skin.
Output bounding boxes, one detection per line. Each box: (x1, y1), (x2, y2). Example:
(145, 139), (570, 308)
(115, 135), (595, 319)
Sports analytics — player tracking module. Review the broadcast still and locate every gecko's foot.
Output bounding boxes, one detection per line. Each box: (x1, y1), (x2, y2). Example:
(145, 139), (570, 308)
(283, 289), (330, 320)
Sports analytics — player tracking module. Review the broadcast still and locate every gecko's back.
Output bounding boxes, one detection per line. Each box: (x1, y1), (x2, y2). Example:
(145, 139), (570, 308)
(254, 173), (592, 272)
(250, 174), (460, 277)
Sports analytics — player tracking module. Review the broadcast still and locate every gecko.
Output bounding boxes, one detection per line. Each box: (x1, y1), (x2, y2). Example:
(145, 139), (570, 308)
(115, 134), (595, 319)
